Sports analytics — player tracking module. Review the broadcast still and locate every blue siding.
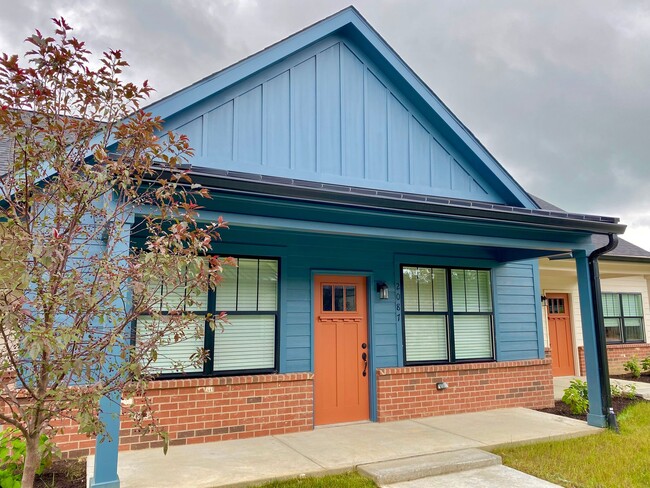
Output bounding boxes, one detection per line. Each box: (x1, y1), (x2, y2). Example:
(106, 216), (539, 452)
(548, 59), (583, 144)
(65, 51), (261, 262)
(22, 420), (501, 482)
(212, 228), (543, 391)
(264, 72), (291, 168)
(206, 102), (234, 161)
(342, 45), (365, 179)
(236, 86), (262, 164)
(291, 57), (317, 172)
(163, 38), (503, 203)
(493, 260), (543, 361)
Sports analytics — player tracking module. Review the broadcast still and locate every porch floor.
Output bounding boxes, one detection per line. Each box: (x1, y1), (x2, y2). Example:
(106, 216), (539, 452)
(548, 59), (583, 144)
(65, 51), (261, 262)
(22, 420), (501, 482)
(87, 407), (598, 488)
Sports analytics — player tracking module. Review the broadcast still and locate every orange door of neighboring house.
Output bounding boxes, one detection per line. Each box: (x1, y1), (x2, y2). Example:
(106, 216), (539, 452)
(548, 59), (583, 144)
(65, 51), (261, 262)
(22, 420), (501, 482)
(314, 275), (369, 425)
(547, 294), (575, 376)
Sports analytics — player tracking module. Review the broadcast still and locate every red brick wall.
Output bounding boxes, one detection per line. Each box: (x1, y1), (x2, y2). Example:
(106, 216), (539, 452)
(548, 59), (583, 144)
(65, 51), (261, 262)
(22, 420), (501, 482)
(48, 373), (314, 457)
(16, 361), (558, 456)
(376, 359), (554, 422)
(578, 344), (650, 375)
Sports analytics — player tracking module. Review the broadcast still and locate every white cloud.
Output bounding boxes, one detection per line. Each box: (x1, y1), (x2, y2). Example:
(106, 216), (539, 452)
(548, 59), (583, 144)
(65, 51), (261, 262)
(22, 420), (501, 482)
(0, 0), (647, 251)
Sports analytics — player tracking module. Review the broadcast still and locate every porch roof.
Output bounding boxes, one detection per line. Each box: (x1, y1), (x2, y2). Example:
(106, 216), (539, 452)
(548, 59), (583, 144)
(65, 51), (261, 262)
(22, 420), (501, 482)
(178, 166), (625, 236)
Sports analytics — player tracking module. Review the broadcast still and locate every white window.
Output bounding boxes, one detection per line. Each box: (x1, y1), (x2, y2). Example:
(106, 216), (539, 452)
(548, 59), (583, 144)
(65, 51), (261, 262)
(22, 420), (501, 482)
(136, 256), (278, 376)
(402, 266), (494, 363)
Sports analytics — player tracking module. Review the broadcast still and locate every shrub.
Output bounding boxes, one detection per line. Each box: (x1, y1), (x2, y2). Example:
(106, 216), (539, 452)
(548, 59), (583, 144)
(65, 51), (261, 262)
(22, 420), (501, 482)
(624, 357), (641, 378)
(0, 429), (56, 488)
(562, 379), (589, 414)
(641, 357), (650, 374)
(610, 382), (637, 400)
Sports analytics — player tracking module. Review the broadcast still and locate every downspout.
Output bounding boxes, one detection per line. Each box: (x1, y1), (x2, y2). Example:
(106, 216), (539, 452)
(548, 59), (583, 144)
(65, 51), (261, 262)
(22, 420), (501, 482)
(588, 233), (619, 430)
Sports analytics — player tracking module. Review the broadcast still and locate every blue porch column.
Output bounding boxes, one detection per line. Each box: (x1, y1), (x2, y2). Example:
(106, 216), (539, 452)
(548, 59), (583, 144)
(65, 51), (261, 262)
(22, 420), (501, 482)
(89, 389), (122, 488)
(90, 214), (133, 488)
(574, 250), (607, 427)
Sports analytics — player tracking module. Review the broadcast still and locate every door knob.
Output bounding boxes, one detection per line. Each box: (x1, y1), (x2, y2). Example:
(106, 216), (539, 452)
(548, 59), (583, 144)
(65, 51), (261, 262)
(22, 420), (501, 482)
(361, 352), (368, 377)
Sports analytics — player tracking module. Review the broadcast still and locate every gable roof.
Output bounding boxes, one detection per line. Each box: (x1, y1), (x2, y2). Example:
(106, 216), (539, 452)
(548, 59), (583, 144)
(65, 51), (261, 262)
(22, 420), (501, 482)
(140, 6), (539, 208)
(531, 194), (649, 259)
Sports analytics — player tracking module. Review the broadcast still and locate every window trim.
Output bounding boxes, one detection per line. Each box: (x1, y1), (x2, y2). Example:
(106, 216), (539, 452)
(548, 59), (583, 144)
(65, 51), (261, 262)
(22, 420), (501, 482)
(602, 292), (646, 345)
(133, 254), (281, 379)
(400, 264), (496, 366)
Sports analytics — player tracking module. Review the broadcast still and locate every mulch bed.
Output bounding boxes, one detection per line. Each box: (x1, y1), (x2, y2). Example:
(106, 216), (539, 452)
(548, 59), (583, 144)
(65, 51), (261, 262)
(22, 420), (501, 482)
(34, 458), (86, 488)
(610, 374), (650, 384)
(537, 396), (645, 421)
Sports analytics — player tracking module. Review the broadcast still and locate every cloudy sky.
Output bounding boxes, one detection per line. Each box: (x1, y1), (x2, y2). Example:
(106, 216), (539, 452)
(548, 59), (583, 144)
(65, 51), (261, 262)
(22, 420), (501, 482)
(2, 0), (649, 249)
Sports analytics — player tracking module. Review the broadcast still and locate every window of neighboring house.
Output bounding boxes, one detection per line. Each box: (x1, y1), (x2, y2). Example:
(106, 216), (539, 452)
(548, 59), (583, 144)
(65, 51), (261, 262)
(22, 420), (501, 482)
(136, 256), (279, 377)
(402, 266), (494, 364)
(602, 293), (645, 343)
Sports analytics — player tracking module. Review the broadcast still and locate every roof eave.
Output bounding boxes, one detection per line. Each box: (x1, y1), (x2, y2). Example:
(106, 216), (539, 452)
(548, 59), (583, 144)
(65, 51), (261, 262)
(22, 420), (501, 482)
(157, 168), (626, 236)
(600, 255), (650, 263)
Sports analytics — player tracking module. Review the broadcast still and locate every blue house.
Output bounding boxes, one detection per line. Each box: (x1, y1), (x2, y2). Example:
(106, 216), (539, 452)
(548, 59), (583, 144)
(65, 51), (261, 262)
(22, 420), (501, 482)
(90, 7), (623, 487)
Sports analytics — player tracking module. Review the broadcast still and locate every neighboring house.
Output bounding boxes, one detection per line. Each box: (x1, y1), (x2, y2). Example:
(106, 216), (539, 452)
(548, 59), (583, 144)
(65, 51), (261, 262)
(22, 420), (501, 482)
(535, 196), (650, 376)
(1, 8), (630, 484)
(0, 133), (12, 175)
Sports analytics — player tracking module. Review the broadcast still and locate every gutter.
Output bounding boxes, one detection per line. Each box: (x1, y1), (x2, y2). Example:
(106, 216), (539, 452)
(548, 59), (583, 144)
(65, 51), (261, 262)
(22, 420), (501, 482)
(600, 255), (650, 264)
(588, 233), (619, 430)
(152, 168), (626, 235)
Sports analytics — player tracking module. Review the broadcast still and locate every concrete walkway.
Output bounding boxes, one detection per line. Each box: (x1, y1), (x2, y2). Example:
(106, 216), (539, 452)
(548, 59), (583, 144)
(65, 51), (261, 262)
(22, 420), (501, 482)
(383, 465), (560, 487)
(88, 407), (598, 488)
(553, 376), (650, 400)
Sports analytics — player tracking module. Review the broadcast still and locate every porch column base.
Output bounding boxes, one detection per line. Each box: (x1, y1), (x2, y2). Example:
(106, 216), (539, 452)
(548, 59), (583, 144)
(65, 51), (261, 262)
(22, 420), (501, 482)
(586, 413), (607, 428)
(92, 390), (121, 487)
(89, 477), (120, 488)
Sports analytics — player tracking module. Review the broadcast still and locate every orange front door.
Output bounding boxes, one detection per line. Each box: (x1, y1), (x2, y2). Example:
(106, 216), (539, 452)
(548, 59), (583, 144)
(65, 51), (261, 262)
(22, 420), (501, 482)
(314, 275), (369, 425)
(547, 294), (575, 376)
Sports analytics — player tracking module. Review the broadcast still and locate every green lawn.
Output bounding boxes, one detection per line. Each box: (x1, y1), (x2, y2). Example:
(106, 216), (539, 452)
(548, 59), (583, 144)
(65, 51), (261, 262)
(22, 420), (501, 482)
(258, 472), (376, 488)
(493, 401), (650, 487)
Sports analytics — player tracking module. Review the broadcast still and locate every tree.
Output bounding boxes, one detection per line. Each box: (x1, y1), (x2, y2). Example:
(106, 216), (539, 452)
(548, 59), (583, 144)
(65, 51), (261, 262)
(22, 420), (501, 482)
(0, 18), (226, 488)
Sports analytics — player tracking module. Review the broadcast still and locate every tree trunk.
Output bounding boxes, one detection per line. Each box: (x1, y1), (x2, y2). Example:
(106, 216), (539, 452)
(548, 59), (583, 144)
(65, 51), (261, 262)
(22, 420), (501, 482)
(21, 434), (41, 488)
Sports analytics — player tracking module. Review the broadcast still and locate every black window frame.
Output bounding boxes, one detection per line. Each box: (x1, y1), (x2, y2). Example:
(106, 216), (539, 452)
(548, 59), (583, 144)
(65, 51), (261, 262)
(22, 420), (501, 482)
(400, 264), (496, 366)
(602, 292), (645, 344)
(133, 254), (281, 379)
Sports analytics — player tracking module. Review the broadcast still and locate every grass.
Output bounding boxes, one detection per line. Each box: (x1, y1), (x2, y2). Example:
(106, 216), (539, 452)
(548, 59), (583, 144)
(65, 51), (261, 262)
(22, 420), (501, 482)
(258, 472), (376, 488)
(493, 401), (650, 487)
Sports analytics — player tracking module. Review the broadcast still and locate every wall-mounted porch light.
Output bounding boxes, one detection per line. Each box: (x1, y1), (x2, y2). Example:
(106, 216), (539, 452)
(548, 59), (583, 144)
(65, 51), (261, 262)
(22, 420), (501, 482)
(376, 281), (389, 300)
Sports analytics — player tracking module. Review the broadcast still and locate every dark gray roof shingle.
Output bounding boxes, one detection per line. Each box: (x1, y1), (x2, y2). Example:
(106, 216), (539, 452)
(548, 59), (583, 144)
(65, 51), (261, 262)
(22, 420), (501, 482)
(530, 194), (650, 259)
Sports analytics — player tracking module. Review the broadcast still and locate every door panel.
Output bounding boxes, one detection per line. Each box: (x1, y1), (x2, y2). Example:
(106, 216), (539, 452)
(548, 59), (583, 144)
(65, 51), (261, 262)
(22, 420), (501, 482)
(314, 275), (369, 425)
(546, 293), (575, 376)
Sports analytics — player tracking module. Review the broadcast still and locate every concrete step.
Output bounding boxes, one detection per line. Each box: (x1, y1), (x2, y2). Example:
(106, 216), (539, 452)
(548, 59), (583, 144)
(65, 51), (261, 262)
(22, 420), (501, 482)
(357, 448), (502, 485)
(381, 465), (560, 488)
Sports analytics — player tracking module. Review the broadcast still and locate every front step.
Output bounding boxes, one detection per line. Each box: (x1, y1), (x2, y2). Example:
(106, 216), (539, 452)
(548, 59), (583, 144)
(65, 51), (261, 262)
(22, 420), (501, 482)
(357, 449), (501, 485)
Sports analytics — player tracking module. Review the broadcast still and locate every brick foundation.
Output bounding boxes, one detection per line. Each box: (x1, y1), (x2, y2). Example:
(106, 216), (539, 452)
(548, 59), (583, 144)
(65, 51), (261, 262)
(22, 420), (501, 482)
(578, 344), (650, 375)
(49, 373), (314, 457)
(16, 360), (557, 456)
(376, 359), (554, 422)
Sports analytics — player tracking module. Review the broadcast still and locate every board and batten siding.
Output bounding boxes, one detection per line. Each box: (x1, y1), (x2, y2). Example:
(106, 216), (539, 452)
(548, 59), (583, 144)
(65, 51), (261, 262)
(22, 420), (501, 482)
(493, 261), (544, 361)
(163, 38), (502, 203)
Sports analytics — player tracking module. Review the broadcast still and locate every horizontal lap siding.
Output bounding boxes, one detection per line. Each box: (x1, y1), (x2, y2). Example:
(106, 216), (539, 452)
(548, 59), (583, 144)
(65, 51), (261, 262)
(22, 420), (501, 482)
(282, 235), (396, 372)
(540, 269), (650, 356)
(494, 261), (542, 361)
